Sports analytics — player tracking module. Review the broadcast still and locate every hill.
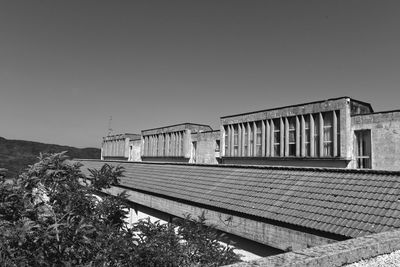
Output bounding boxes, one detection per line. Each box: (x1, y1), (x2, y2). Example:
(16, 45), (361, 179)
(0, 137), (100, 177)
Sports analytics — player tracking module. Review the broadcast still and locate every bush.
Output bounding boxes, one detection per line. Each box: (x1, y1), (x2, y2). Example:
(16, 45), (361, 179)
(0, 152), (240, 266)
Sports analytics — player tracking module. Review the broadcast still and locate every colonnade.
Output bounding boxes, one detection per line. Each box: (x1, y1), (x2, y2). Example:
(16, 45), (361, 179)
(143, 131), (185, 157)
(223, 110), (340, 158)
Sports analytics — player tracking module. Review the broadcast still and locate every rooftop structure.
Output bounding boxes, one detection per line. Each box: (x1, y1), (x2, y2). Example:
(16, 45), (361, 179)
(141, 123), (213, 163)
(100, 97), (400, 171)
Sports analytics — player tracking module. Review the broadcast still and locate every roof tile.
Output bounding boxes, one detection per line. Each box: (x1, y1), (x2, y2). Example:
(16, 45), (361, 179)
(78, 159), (400, 238)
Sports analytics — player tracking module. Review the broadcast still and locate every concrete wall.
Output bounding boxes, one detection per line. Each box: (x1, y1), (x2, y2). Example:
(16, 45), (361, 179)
(101, 134), (141, 160)
(123, 202), (281, 260)
(222, 157), (349, 168)
(142, 123), (212, 136)
(220, 97), (353, 166)
(351, 111), (400, 170)
(128, 139), (142, 161)
(191, 131), (221, 164)
(104, 186), (338, 252)
(141, 157), (189, 163)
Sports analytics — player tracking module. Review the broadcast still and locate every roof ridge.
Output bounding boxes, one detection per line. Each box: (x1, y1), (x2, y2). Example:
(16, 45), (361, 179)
(78, 159), (400, 176)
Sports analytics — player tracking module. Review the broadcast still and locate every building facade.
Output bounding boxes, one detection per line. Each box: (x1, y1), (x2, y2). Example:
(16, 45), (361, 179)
(141, 123), (213, 163)
(220, 97), (373, 168)
(100, 97), (400, 170)
(101, 133), (141, 161)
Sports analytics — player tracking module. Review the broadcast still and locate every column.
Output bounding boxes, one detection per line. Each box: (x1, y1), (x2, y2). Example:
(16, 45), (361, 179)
(253, 121), (257, 156)
(183, 129), (191, 158)
(266, 120), (270, 157)
(238, 124), (242, 156)
(221, 126), (226, 157)
(333, 110), (338, 157)
(173, 133), (177, 156)
(149, 136), (153, 156)
(247, 122), (251, 157)
(153, 135), (156, 156)
(301, 115), (306, 157)
(310, 114), (315, 157)
(319, 113), (324, 157)
(261, 120), (266, 157)
(285, 118), (289, 157)
(270, 120), (275, 157)
(177, 132), (182, 156)
(241, 123), (245, 156)
(280, 118), (284, 157)
(166, 134), (170, 156)
(227, 125), (231, 157)
(296, 116), (300, 157)
(230, 125), (234, 157)
(178, 132), (181, 156)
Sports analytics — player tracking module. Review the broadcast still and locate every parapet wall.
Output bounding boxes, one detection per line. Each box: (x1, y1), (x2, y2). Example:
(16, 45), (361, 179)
(227, 229), (400, 267)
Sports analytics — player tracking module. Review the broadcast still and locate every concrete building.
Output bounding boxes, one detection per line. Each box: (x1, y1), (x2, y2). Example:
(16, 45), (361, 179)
(101, 133), (141, 161)
(100, 97), (400, 171)
(221, 97), (372, 168)
(141, 123), (213, 163)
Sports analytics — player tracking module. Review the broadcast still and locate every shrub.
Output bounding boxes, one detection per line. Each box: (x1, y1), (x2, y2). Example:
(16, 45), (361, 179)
(0, 152), (240, 266)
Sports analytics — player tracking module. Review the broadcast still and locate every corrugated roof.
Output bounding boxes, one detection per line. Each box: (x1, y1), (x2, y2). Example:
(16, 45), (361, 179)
(78, 160), (400, 238)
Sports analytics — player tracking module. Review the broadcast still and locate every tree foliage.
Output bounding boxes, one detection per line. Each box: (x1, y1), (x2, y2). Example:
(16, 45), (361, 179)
(0, 152), (241, 266)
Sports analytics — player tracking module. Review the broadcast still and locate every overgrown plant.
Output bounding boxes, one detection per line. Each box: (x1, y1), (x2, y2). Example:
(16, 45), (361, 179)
(0, 152), (241, 266)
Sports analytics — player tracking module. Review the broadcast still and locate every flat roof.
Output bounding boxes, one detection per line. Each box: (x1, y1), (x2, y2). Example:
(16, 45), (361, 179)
(103, 133), (141, 140)
(142, 122), (212, 133)
(351, 109), (400, 117)
(220, 96), (373, 119)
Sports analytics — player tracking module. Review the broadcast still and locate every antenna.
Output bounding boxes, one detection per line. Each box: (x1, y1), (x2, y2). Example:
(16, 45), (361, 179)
(107, 116), (113, 136)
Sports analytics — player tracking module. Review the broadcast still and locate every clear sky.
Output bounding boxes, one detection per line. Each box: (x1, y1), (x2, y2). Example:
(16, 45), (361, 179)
(1, 1), (399, 148)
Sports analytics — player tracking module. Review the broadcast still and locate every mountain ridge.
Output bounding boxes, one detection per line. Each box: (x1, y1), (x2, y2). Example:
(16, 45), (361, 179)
(0, 136), (100, 177)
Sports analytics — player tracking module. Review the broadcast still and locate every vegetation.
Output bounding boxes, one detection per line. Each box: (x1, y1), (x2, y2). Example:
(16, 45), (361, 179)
(0, 137), (100, 177)
(0, 152), (240, 266)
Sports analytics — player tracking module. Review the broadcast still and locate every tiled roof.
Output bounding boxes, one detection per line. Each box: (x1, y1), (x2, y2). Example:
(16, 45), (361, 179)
(78, 160), (400, 238)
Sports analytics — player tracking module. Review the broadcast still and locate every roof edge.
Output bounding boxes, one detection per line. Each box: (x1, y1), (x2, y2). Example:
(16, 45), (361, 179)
(220, 96), (373, 119)
(76, 159), (400, 176)
(142, 122), (213, 133)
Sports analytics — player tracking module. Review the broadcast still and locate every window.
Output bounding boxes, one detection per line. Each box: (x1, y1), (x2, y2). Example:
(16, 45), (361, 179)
(288, 117), (296, 156)
(304, 116), (310, 156)
(355, 130), (371, 169)
(323, 112), (333, 157)
(233, 125), (239, 156)
(215, 140), (220, 152)
(273, 119), (280, 156)
(313, 114), (319, 157)
(256, 121), (262, 156)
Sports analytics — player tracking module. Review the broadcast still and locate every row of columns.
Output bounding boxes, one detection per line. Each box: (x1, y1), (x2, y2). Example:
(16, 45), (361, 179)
(223, 111), (340, 158)
(103, 139), (126, 157)
(143, 131), (185, 157)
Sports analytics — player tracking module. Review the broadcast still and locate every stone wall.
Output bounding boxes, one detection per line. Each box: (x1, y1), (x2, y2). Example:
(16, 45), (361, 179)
(227, 229), (400, 267)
